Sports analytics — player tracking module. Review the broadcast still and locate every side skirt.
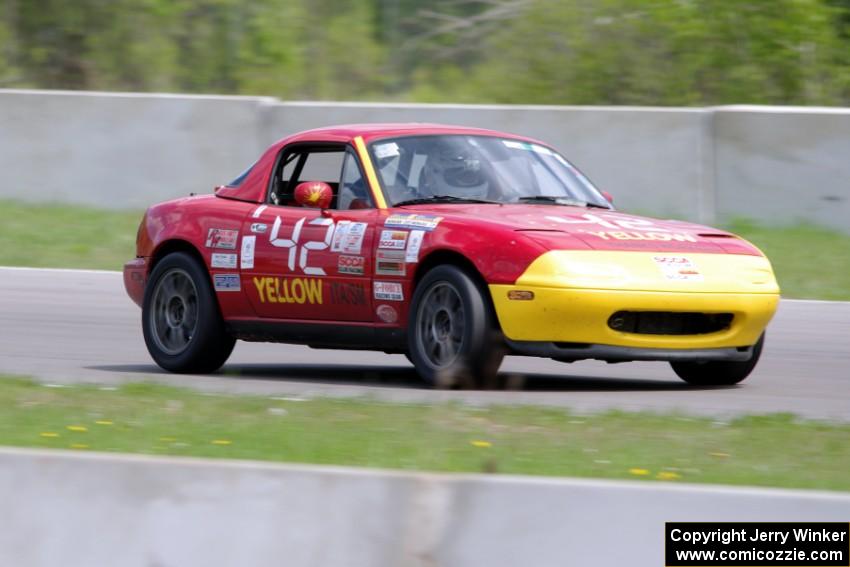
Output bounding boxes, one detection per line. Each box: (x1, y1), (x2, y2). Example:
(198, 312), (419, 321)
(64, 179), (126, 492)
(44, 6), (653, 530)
(226, 320), (407, 352)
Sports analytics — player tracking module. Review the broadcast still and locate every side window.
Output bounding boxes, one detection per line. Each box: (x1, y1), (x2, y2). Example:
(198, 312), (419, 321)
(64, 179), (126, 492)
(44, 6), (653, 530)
(226, 161), (255, 187)
(300, 152), (344, 183)
(268, 146), (345, 207)
(338, 151), (374, 210)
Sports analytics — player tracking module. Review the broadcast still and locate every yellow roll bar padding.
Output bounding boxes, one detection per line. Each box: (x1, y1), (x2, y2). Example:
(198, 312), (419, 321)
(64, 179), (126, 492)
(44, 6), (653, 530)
(354, 136), (387, 209)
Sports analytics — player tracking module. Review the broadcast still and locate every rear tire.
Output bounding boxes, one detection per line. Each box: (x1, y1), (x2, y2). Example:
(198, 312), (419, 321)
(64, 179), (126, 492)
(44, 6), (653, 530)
(408, 265), (504, 389)
(670, 334), (764, 386)
(142, 252), (235, 373)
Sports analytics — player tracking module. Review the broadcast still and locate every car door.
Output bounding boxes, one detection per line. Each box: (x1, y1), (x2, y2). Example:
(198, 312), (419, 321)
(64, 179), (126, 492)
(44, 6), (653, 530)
(241, 144), (376, 322)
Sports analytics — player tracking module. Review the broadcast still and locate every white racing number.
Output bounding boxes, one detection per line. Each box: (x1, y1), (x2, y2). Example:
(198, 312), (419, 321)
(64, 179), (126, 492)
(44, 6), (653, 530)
(270, 216), (304, 271)
(269, 216), (335, 276)
(546, 213), (670, 232)
(300, 218), (334, 275)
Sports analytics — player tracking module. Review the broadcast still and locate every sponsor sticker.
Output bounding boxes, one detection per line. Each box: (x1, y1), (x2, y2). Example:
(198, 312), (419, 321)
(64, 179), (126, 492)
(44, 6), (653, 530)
(502, 140), (528, 150)
(253, 277), (323, 304)
(375, 250), (406, 277)
(405, 230), (425, 263)
(329, 282), (367, 306)
(211, 253), (237, 269)
(331, 221), (368, 254)
(240, 236), (256, 269)
(373, 142), (400, 159)
(374, 281), (404, 301)
(384, 214), (443, 232)
(338, 255), (365, 275)
(250, 223), (268, 234)
(502, 140), (555, 156)
(379, 229), (408, 250)
(206, 228), (239, 249)
(376, 304), (398, 323)
(213, 273), (240, 291)
(653, 256), (703, 281)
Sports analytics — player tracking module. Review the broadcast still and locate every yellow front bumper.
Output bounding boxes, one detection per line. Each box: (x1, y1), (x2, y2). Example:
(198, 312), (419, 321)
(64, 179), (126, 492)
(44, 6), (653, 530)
(490, 251), (780, 350)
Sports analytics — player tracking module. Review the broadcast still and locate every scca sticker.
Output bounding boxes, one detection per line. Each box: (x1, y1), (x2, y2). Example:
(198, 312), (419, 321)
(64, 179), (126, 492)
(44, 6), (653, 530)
(338, 255), (365, 275)
(253, 277), (323, 304)
(379, 230), (408, 250)
(206, 228), (239, 249)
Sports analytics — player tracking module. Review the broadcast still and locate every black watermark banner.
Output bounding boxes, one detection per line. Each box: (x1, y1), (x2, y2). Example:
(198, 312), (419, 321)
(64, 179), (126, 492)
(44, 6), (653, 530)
(666, 522), (849, 566)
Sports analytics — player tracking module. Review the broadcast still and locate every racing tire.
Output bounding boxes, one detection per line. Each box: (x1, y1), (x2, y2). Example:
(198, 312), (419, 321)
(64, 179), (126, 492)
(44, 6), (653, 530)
(408, 265), (505, 389)
(142, 252), (236, 373)
(669, 334), (764, 386)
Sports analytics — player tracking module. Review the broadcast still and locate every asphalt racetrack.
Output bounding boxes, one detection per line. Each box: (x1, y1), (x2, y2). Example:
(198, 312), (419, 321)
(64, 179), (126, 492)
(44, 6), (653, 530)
(1, 267), (848, 420)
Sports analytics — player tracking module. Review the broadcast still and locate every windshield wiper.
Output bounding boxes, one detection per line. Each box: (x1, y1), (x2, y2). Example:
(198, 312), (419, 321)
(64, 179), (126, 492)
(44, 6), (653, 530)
(516, 195), (611, 209)
(516, 195), (585, 206)
(394, 195), (500, 206)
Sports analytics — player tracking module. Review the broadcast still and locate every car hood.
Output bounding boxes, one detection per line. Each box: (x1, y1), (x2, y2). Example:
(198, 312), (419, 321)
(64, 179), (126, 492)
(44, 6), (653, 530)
(398, 204), (756, 255)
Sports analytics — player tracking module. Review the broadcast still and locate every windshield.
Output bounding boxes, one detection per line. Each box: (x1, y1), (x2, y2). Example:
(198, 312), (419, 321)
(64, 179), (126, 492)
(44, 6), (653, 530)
(367, 135), (610, 208)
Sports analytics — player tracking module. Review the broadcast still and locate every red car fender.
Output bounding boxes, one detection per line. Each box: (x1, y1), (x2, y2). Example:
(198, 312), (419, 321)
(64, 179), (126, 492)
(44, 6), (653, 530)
(411, 221), (550, 286)
(136, 195), (257, 318)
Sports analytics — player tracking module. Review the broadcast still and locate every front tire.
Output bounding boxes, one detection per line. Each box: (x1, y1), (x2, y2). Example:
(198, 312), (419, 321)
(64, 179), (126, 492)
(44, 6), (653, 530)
(670, 334), (764, 386)
(142, 252), (235, 373)
(408, 265), (504, 388)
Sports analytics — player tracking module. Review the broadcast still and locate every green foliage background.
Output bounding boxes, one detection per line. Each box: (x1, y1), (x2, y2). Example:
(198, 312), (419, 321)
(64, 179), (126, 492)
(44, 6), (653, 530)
(2, 0), (849, 105)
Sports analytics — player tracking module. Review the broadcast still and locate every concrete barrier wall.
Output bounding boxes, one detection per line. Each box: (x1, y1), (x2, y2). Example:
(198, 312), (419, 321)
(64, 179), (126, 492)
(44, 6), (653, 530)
(714, 106), (850, 230)
(0, 90), (274, 209)
(1, 89), (849, 231)
(2, 447), (849, 567)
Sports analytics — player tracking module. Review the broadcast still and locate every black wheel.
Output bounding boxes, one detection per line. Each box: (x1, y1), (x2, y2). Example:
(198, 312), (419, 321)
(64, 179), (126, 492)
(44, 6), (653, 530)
(408, 265), (504, 389)
(670, 334), (764, 386)
(142, 252), (235, 373)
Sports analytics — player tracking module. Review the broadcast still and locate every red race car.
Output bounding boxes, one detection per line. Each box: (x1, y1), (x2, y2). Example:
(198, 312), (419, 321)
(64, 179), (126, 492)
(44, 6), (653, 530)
(124, 124), (779, 388)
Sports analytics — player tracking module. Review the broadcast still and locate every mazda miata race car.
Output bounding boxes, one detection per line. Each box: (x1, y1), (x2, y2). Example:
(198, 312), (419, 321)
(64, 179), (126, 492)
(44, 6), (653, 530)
(124, 124), (779, 388)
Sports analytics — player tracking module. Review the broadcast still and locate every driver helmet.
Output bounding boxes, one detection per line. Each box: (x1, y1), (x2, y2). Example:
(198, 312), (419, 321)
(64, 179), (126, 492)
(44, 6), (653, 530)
(420, 145), (489, 199)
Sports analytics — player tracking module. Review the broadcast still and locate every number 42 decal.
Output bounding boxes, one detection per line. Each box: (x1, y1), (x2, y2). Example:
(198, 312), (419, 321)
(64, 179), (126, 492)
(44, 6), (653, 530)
(269, 216), (334, 275)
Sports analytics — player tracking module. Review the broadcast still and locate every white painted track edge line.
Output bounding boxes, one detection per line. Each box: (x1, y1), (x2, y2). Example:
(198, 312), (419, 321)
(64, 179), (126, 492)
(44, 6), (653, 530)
(0, 266), (121, 275)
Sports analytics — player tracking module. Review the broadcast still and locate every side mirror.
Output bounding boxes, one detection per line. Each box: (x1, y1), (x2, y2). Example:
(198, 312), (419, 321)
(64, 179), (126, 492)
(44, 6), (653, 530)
(294, 181), (333, 209)
(601, 190), (614, 204)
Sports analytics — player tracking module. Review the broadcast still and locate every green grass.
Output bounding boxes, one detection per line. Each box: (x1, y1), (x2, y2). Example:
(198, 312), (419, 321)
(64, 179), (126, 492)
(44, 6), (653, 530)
(0, 199), (142, 270)
(2, 376), (849, 491)
(0, 199), (848, 300)
(725, 219), (850, 301)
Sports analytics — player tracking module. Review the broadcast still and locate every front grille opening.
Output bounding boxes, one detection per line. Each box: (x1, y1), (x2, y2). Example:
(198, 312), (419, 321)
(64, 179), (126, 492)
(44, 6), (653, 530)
(608, 311), (733, 335)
